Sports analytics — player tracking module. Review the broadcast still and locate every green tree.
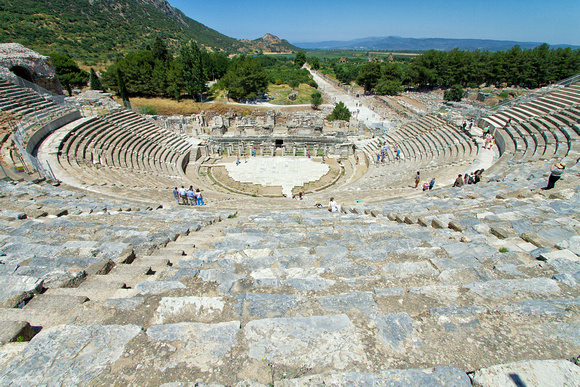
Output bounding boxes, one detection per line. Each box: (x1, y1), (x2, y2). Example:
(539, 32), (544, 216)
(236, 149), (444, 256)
(295, 51), (307, 68)
(181, 42), (206, 101)
(357, 61), (381, 93)
(151, 37), (169, 63)
(327, 101), (351, 121)
(444, 84), (464, 102)
(221, 55), (269, 101)
(89, 68), (102, 91)
(310, 90), (323, 110)
(172, 82), (181, 102)
(50, 53), (89, 95)
(376, 79), (403, 96)
(309, 57), (320, 70)
(116, 67), (129, 104)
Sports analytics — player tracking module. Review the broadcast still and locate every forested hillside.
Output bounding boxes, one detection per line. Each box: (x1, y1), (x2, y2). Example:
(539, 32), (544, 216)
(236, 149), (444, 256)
(0, 0), (246, 64)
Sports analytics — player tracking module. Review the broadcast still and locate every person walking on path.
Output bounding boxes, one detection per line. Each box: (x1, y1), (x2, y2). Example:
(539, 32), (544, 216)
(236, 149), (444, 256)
(543, 163), (565, 190)
(414, 171), (420, 188)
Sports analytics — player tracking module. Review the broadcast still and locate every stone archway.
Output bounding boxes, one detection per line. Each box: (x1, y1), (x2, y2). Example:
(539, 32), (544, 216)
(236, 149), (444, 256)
(9, 65), (34, 83)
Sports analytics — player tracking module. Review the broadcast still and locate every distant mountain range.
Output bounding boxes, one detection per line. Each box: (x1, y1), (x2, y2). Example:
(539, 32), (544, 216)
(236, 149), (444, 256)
(294, 36), (580, 51)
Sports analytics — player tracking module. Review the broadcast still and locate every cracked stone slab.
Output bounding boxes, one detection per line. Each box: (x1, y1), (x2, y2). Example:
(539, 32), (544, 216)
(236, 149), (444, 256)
(244, 314), (367, 370)
(493, 299), (580, 318)
(408, 285), (460, 303)
(153, 296), (226, 324)
(472, 359), (580, 387)
(553, 271), (580, 287)
(104, 297), (144, 311)
(276, 366), (471, 386)
(374, 287), (405, 297)
(147, 321), (240, 372)
(0, 275), (44, 308)
(235, 293), (306, 318)
(464, 277), (560, 298)
(369, 313), (418, 352)
(0, 324), (141, 386)
(317, 292), (377, 315)
(135, 281), (186, 295)
(382, 261), (438, 278)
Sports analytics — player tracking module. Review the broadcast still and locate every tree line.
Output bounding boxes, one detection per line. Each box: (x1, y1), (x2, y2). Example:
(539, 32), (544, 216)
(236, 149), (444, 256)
(52, 40), (580, 103)
(330, 44), (580, 96)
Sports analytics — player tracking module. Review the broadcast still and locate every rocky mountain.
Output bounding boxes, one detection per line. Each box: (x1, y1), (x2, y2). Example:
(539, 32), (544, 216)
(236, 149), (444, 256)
(0, 0), (295, 64)
(295, 35), (580, 52)
(241, 33), (301, 54)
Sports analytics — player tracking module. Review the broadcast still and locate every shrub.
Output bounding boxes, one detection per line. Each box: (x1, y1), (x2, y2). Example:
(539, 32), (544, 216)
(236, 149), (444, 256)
(326, 101), (351, 121)
(444, 84), (465, 102)
(140, 105), (158, 115)
(288, 79), (300, 88)
(310, 90), (323, 110)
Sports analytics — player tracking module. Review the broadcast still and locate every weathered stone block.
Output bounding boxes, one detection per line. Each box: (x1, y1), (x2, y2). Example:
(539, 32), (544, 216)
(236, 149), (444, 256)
(0, 275), (43, 308)
(0, 324), (141, 385)
(417, 216), (429, 227)
(448, 220), (466, 232)
(490, 227), (512, 239)
(147, 321), (240, 372)
(520, 232), (556, 248)
(472, 359), (580, 387)
(432, 218), (448, 229)
(276, 366), (471, 386)
(0, 321), (36, 345)
(244, 314), (367, 370)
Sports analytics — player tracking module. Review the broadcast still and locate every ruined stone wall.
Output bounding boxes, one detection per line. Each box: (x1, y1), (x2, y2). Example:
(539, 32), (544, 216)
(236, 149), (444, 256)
(0, 43), (63, 94)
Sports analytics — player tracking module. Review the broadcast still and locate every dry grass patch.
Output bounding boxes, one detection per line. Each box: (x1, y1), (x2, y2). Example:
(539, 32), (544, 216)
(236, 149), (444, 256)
(268, 84), (318, 105)
(115, 97), (268, 116)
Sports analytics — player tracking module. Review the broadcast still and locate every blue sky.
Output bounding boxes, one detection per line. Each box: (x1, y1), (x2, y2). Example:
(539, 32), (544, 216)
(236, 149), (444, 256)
(167, 0), (580, 46)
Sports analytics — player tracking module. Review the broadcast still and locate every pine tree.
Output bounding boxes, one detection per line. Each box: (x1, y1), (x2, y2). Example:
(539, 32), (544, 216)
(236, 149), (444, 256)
(181, 42), (206, 101)
(89, 68), (103, 91)
(116, 68), (129, 104)
(151, 37), (169, 63)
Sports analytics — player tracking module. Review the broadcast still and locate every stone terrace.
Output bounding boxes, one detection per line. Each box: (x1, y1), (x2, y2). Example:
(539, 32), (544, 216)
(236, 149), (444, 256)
(0, 74), (580, 385)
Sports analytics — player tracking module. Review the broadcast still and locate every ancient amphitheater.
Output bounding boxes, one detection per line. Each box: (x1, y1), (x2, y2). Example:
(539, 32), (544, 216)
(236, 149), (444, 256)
(1, 46), (580, 386)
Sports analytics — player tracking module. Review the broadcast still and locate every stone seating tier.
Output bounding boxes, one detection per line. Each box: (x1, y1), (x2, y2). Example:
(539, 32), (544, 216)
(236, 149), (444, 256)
(2, 166), (579, 384)
(56, 110), (192, 187)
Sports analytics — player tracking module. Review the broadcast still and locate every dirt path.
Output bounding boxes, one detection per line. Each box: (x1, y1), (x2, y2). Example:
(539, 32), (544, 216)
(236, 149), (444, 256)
(307, 69), (392, 130)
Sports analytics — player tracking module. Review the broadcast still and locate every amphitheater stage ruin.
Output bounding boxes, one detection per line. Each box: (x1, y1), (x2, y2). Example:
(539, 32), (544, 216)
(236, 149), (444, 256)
(1, 46), (580, 386)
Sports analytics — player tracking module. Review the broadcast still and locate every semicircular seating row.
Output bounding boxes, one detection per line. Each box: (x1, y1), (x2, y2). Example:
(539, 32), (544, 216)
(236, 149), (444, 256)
(0, 78), (70, 123)
(57, 109), (192, 188)
(480, 83), (580, 180)
(361, 114), (479, 171)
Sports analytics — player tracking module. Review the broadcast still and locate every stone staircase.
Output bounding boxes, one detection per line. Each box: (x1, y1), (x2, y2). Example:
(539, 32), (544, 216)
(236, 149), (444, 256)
(1, 171), (578, 385)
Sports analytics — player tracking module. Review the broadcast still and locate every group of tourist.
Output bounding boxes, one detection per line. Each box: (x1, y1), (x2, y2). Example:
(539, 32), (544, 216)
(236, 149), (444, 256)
(173, 186), (205, 205)
(413, 171), (435, 191)
(462, 119), (474, 132)
(483, 134), (495, 150)
(374, 141), (404, 164)
(453, 169), (485, 187)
